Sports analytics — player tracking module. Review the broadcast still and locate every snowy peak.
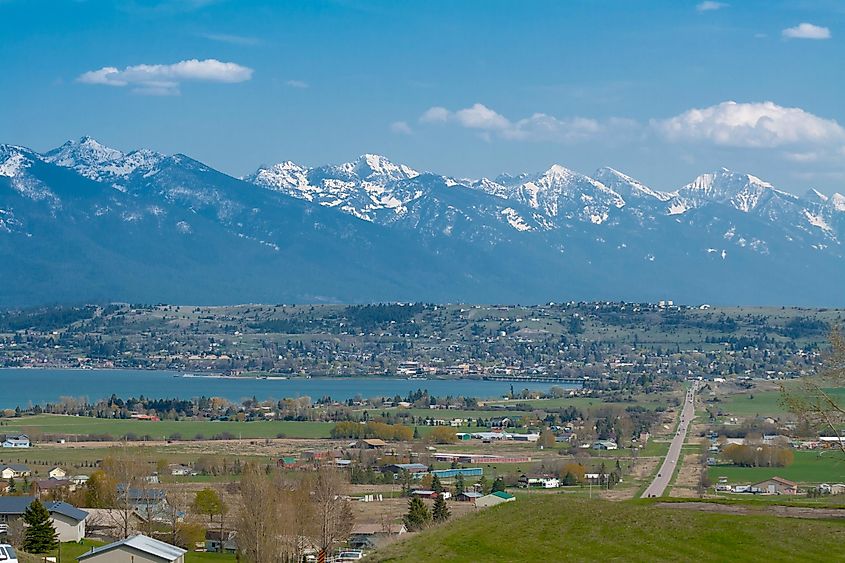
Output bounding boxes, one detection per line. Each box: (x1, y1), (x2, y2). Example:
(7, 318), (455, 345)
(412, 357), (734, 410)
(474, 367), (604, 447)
(805, 188), (829, 204)
(593, 167), (671, 202)
(831, 193), (845, 212)
(0, 145), (37, 178)
(350, 153), (419, 183)
(677, 168), (785, 213)
(43, 137), (164, 181)
(505, 164), (625, 224)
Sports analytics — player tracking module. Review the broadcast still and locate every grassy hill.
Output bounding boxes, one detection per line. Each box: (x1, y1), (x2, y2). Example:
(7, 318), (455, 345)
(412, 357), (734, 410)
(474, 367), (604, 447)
(372, 496), (845, 562)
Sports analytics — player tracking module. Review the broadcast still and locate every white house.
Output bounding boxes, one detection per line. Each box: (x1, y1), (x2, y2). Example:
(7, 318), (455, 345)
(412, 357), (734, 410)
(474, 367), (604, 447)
(0, 465), (31, 479)
(592, 440), (618, 451)
(2, 435), (30, 448)
(48, 467), (67, 479)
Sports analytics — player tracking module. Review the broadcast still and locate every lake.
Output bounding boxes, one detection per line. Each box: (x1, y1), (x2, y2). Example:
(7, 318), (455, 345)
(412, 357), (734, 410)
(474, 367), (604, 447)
(0, 369), (569, 409)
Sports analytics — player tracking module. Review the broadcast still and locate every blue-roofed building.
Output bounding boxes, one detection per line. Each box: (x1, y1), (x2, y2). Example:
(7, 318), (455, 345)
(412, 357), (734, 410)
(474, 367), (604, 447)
(77, 534), (186, 563)
(427, 468), (483, 479)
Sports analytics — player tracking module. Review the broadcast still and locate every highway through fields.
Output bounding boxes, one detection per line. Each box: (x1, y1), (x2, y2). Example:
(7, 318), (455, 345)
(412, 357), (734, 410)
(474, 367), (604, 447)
(641, 383), (698, 498)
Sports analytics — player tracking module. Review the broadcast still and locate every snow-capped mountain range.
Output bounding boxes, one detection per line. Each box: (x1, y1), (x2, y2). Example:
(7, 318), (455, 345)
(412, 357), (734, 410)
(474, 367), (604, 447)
(2, 137), (844, 306)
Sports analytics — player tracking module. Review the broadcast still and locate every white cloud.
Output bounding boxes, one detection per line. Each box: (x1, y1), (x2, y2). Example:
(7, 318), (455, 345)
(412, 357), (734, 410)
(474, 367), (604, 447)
(285, 79), (309, 89)
(418, 103), (630, 143)
(653, 101), (845, 148)
(77, 58), (253, 95)
(419, 106), (450, 123)
(453, 103), (511, 131)
(696, 2), (728, 12)
(782, 23), (831, 40)
(390, 121), (413, 135)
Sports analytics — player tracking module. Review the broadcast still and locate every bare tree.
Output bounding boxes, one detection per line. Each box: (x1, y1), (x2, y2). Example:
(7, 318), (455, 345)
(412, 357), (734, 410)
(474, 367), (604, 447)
(236, 464), (283, 563)
(101, 449), (148, 539)
(310, 465), (354, 561)
(782, 328), (845, 455)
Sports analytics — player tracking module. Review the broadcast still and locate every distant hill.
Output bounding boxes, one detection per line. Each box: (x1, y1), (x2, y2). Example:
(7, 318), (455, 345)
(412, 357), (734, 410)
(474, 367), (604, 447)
(371, 496), (845, 562)
(2, 137), (844, 306)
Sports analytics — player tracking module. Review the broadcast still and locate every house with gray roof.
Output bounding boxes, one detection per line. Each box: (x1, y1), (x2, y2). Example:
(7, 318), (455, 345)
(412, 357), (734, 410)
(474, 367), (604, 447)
(77, 534), (186, 563)
(0, 496), (88, 541)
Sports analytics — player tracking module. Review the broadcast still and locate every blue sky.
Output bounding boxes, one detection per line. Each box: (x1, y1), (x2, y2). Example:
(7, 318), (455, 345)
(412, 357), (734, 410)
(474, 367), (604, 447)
(2, 0), (844, 194)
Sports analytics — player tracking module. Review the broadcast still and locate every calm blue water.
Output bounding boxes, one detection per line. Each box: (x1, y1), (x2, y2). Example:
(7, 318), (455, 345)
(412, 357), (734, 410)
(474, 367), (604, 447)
(0, 369), (565, 409)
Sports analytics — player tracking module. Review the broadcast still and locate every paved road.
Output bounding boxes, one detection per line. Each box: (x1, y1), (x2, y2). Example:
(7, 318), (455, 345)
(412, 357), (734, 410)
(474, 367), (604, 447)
(641, 383), (698, 498)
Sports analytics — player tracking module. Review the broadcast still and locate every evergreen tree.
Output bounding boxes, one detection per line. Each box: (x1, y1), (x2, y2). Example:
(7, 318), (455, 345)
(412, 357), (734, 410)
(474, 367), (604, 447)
(7, 476), (15, 494)
(432, 493), (450, 522)
(22, 499), (58, 554)
(491, 477), (506, 493)
(477, 476), (490, 495)
(454, 473), (465, 495)
(403, 496), (431, 531)
(431, 475), (443, 494)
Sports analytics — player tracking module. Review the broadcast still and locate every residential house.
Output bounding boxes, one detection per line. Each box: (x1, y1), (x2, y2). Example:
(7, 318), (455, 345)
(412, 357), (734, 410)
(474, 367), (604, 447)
(0, 497), (87, 541)
(116, 485), (170, 521)
(48, 467), (67, 479)
(455, 491), (483, 502)
(77, 534), (186, 563)
(0, 464), (31, 479)
(1, 435), (30, 448)
(34, 478), (72, 499)
(348, 523), (407, 549)
(751, 477), (798, 495)
(354, 439), (387, 450)
(410, 490), (437, 499)
(518, 474), (560, 489)
(475, 491), (516, 508)
(592, 440), (618, 451)
(83, 508), (146, 541)
(168, 464), (195, 477)
(205, 530), (237, 553)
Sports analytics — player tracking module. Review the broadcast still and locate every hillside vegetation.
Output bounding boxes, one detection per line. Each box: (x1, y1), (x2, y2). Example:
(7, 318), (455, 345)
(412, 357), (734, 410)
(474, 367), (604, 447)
(372, 496), (845, 562)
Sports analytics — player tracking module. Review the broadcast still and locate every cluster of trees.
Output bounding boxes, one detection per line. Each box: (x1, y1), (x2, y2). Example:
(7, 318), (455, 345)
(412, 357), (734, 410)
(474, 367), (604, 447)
(236, 464), (353, 562)
(722, 444), (794, 468)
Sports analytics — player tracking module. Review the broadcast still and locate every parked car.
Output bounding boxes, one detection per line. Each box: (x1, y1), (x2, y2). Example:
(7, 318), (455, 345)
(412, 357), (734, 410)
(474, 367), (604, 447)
(0, 544), (19, 563)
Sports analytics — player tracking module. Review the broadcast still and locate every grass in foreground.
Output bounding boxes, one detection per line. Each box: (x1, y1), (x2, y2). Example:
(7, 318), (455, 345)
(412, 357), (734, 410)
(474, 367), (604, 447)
(372, 495), (845, 562)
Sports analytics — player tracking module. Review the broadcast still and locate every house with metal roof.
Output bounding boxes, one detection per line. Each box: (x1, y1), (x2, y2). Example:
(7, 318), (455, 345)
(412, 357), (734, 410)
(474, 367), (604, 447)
(475, 491), (516, 509)
(0, 497), (88, 541)
(382, 463), (428, 474)
(77, 534), (186, 563)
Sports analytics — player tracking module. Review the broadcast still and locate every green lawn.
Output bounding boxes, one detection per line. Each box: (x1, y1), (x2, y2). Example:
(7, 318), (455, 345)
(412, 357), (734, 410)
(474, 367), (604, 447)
(709, 450), (845, 485)
(720, 388), (845, 418)
(0, 414), (333, 440)
(372, 496), (845, 562)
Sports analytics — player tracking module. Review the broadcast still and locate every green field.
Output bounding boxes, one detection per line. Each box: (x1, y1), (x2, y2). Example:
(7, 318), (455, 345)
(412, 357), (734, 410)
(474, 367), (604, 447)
(372, 496), (845, 562)
(720, 388), (845, 418)
(709, 450), (845, 485)
(0, 414), (333, 440)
